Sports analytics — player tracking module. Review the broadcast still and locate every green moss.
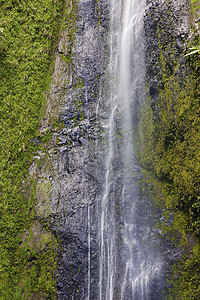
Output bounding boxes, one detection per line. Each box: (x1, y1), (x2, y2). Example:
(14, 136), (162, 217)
(35, 180), (51, 218)
(96, 0), (102, 27)
(136, 12), (200, 300)
(63, 0), (77, 63)
(0, 0), (78, 298)
(59, 53), (72, 63)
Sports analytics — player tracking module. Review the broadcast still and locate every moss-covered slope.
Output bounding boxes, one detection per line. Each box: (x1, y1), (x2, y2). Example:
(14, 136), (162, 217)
(136, 0), (200, 299)
(0, 0), (66, 298)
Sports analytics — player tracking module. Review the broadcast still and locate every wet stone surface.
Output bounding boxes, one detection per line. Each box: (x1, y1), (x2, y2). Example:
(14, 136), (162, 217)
(30, 0), (192, 299)
(31, 0), (109, 299)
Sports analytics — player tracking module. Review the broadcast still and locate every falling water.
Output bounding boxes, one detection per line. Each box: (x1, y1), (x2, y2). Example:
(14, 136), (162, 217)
(98, 0), (164, 299)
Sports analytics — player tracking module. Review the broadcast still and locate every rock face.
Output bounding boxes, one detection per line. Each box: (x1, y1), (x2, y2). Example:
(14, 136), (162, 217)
(30, 0), (109, 299)
(143, 0), (199, 293)
(144, 0), (198, 121)
(29, 0), (199, 298)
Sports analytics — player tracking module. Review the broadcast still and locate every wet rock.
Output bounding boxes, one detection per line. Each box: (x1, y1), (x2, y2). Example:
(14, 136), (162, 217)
(27, 0), (196, 298)
(144, 0), (195, 122)
(144, 0), (194, 293)
(29, 0), (109, 298)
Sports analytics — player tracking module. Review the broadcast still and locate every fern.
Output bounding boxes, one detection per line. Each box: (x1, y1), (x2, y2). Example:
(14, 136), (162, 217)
(185, 1), (200, 56)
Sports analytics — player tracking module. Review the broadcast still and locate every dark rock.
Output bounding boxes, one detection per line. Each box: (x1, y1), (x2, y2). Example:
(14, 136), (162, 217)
(30, 0), (110, 299)
(28, 0), (196, 298)
(144, 0), (193, 122)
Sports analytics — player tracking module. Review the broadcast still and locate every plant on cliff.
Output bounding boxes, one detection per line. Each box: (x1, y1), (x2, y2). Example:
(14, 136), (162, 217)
(185, 0), (200, 56)
(136, 5), (200, 299)
(185, 45), (200, 56)
(191, 0), (200, 11)
(0, 0), (67, 297)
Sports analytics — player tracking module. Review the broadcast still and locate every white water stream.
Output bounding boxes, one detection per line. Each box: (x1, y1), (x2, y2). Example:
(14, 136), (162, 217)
(97, 1), (164, 299)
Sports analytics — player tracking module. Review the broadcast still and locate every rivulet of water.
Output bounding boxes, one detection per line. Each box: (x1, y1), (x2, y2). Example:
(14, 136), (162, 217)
(97, 1), (164, 299)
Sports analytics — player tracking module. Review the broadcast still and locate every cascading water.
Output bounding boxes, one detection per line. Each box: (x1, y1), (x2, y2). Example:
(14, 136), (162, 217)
(97, 0), (164, 299)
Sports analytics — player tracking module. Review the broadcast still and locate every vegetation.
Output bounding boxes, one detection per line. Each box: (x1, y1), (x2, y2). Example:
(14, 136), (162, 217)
(186, 0), (200, 56)
(136, 3), (200, 299)
(0, 0), (68, 297)
(1, 0), (198, 298)
(191, 0), (200, 11)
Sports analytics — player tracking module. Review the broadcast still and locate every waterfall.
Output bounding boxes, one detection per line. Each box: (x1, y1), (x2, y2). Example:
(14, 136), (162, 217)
(97, 0), (164, 299)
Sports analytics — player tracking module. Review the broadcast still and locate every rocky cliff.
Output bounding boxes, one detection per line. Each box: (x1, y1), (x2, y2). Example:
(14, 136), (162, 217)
(28, 0), (200, 298)
(138, 0), (200, 298)
(145, 0), (197, 119)
(30, 0), (110, 298)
